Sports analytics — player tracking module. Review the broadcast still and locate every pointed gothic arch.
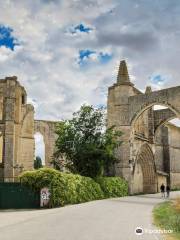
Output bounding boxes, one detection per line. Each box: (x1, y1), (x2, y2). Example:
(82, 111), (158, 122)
(134, 144), (157, 193)
(34, 120), (58, 167)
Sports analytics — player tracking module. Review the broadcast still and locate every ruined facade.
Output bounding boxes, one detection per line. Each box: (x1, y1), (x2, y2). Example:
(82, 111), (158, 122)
(0, 77), (57, 180)
(107, 61), (180, 193)
(0, 62), (180, 194)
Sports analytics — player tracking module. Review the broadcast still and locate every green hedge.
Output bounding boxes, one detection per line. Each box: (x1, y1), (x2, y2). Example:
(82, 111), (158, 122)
(95, 177), (128, 198)
(20, 168), (128, 207)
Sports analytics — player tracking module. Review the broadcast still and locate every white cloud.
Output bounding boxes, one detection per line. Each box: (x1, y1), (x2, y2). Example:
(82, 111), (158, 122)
(0, 46), (12, 62)
(0, 45), (22, 62)
(0, 0), (179, 125)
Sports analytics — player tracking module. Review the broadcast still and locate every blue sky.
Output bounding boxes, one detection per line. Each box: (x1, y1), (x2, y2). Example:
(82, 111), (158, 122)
(71, 23), (93, 34)
(78, 49), (112, 65)
(0, 25), (19, 50)
(151, 75), (165, 84)
(0, 0), (180, 122)
(149, 74), (169, 86)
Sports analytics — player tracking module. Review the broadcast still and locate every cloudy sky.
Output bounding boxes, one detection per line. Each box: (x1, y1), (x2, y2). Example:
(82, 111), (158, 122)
(0, 0), (180, 122)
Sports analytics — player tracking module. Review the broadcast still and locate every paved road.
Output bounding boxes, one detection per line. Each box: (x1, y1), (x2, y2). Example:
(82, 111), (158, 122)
(0, 191), (179, 240)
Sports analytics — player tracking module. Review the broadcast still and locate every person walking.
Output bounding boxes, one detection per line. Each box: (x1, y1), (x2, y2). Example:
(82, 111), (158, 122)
(160, 183), (165, 198)
(166, 185), (170, 198)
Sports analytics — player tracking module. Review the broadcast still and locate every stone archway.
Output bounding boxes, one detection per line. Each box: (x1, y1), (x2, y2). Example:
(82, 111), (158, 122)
(107, 60), (180, 193)
(34, 120), (58, 167)
(134, 144), (157, 193)
(129, 86), (180, 125)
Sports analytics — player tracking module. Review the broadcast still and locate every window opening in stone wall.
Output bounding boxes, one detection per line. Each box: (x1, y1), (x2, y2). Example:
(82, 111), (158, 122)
(168, 118), (180, 127)
(153, 105), (180, 127)
(22, 95), (25, 105)
(34, 132), (45, 168)
(153, 105), (168, 110)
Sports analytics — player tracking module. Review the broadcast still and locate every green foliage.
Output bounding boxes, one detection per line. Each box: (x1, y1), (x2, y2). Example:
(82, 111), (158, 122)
(153, 201), (180, 238)
(53, 105), (122, 177)
(171, 187), (180, 191)
(20, 168), (128, 207)
(34, 156), (43, 169)
(95, 177), (128, 198)
(20, 168), (104, 207)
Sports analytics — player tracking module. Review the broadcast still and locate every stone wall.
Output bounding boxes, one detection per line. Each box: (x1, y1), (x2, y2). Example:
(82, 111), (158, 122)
(154, 125), (170, 173)
(0, 77), (57, 179)
(167, 123), (180, 188)
(107, 60), (180, 193)
(131, 162), (143, 193)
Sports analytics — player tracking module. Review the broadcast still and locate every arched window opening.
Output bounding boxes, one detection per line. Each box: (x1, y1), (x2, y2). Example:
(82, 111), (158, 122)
(133, 104), (179, 139)
(34, 132), (45, 167)
(22, 95), (25, 104)
(154, 109), (179, 176)
(168, 118), (180, 127)
(153, 105), (168, 110)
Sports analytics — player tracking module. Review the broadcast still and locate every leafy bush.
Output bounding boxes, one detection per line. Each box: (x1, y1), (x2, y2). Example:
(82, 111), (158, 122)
(20, 168), (128, 207)
(171, 187), (180, 191)
(95, 177), (128, 198)
(20, 168), (104, 207)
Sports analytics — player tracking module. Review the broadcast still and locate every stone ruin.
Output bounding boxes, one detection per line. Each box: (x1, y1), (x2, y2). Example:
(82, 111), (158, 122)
(0, 77), (57, 180)
(107, 60), (180, 193)
(0, 61), (180, 193)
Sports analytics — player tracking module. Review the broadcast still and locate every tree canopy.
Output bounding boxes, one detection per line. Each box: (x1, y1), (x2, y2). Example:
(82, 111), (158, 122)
(53, 105), (122, 178)
(34, 156), (43, 169)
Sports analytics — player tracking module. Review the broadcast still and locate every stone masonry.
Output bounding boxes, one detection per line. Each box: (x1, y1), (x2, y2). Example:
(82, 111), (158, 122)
(0, 77), (57, 180)
(107, 60), (180, 193)
(0, 62), (180, 194)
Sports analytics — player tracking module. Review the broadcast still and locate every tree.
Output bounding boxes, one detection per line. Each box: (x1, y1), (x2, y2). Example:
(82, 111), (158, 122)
(53, 105), (122, 178)
(34, 156), (43, 169)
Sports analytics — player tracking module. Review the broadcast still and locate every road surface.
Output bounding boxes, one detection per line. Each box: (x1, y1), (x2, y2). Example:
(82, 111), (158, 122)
(0, 191), (179, 240)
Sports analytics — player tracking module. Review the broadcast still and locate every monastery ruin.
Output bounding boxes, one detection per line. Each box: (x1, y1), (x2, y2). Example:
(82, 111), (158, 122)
(107, 61), (180, 193)
(0, 61), (180, 193)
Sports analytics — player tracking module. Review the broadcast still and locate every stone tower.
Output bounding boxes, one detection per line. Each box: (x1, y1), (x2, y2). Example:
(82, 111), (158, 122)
(107, 60), (141, 181)
(0, 77), (58, 181)
(107, 60), (180, 193)
(0, 77), (35, 180)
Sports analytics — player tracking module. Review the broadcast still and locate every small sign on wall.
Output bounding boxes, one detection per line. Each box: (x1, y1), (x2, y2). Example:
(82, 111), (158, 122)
(40, 187), (51, 207)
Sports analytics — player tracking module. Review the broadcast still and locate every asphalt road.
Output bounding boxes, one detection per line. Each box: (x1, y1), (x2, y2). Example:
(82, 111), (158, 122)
(0, 191), (179, 240)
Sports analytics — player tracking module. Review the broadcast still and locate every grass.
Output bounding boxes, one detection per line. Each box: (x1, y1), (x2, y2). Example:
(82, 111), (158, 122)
(153, 198), (180, 240)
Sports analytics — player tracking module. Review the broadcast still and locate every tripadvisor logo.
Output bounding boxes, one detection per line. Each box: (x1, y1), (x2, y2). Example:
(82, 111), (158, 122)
(135, 227), (143, 235)
(135, 227), (173, 235)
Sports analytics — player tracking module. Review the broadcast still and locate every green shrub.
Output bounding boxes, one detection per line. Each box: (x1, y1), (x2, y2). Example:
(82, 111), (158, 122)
(95, 177), (128, 198)
(171, 187), (180, 191)
(20, 168), (128, 207)
(20, 168), (104, 207)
